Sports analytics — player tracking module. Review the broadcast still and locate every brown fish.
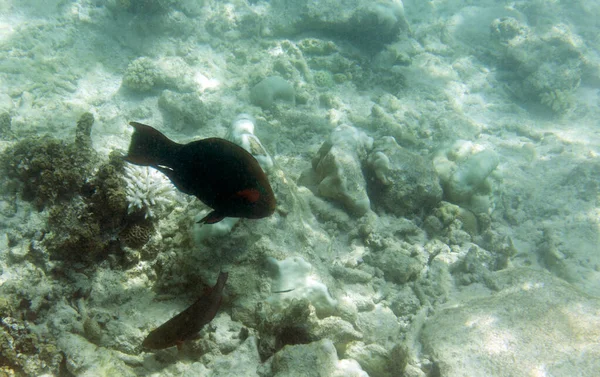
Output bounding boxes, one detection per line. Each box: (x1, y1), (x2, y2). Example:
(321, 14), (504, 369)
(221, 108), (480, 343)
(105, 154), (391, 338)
(125, 122), (276, 224)
(142, 272), (228, 350)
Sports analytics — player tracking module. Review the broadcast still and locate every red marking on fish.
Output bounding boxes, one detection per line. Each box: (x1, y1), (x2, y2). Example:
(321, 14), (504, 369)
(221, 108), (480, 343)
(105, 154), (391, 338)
(236, 189), (260, 203)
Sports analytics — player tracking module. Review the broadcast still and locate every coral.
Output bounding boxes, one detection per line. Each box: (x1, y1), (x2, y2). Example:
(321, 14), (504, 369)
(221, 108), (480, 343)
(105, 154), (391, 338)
(122, 57), (158, 92)
(228, 113), (274, 173)
(0, 112), (11, 139)
(490, 17), (528, 44)
(313, 70), (335, 87)
(42, 155), (152, 264)
(44, 199), (107, 263)
(75, 112), (94, 149)
(495, 21), (587, 110)
(119, 221), (154, 249)
(158, 90), (216, 131)
(424, 202), (479, 245)
(0, 137), (94, 210)
(0, 112), (98, 210)
(0, 314), (63, 376)
(249, 76), (295, 109)
(333, 73), (350, 84)
(85, 152), (128, 225)
(123, 164), (177, 218)
(539, 89), (574, 114)
(298, 38), (337, 55)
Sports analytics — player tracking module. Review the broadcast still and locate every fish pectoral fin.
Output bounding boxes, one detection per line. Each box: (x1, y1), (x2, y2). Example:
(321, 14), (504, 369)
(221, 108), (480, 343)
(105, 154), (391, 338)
(155, 164), (174, 173)
(198, 211), (225, 224)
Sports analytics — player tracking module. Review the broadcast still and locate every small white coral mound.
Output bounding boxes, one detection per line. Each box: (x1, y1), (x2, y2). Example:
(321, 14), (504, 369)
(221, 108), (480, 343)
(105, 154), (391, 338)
(267, 256), (337, 316)
(228, 113), (274, 173)
(123, 164), (177, 218)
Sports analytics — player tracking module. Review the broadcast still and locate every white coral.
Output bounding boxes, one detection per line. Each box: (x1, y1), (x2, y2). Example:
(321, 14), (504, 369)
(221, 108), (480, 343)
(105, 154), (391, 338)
(123, 164), (177, 218)
(228, 113), (274, 173)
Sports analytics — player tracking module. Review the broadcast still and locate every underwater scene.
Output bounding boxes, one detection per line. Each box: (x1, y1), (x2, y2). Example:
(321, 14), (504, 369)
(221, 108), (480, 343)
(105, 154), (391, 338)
(0, 0), (599, 376)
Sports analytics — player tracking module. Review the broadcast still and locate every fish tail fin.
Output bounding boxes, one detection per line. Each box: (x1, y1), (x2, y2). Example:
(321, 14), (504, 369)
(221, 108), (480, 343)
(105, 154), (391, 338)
(125, 122), (179, 166)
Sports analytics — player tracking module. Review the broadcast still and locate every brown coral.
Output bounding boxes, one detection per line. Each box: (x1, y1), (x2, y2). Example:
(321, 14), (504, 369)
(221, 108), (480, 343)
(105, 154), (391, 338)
(0, 137), (92, 210)
(0, 113), (97, 210)
(119, 221), (154, 249)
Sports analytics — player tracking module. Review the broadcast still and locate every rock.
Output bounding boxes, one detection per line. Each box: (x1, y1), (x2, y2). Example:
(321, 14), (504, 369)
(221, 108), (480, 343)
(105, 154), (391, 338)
(269, 339), (368, 377)
(208, 336), (262, 375)
(312, 316), (363, 354)
(158, 90), (214, 131)
(268, 0), (410, 48)
(228, 113), (274, 173)
(492, 19), (587, 113)
(266, 256), (337, 317)
(250, 76), (295, 109)
(346, 342), (393, 377)
(434, 140), (498, 208)
(58, 333), (136, 377)
(355, 304), (400, 347)
(365, 137), (442, 217)
(300, 125), (373, 216)
(420, 268), (600, 377)
(446, 149), (499, 203)
(390, 286), (421, 317)
(364, 244), (423, 284)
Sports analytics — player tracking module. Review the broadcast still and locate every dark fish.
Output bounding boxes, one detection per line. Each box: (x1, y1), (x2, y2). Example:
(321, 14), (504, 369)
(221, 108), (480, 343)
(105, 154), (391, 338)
(142, 271), (228, 350)
(125, 122), (276, 224)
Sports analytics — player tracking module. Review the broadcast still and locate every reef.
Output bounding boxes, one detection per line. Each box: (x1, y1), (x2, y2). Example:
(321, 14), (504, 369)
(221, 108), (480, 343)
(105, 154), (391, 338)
(0, 293), (64, 376)
(122, 57), (158, 92)
(0, 113), (97, 210)
(43, 153), (132, 265)
(0, 112), (12, 139)
(490, 16), (586, 115)
(1, 1), (599, 376)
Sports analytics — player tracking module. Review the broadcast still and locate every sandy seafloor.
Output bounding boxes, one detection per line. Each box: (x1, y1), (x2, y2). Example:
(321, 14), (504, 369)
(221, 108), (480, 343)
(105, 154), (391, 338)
(0, 0), (599, 376)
